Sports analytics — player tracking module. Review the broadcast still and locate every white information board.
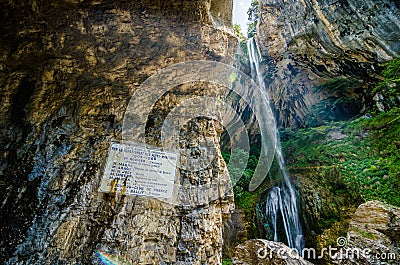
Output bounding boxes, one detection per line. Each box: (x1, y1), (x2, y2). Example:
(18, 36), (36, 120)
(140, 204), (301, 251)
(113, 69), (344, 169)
(100, 142), (178, 199)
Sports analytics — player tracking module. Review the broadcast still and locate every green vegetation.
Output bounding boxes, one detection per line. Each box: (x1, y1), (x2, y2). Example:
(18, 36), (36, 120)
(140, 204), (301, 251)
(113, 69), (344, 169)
(233, 24), (249, 66)
(233, 0), (259, 39)
(313, 77), (356, 94)
(373, 57), (400, 109)
(308, 77), (362, 126)
(222, 149), (258, 194)
(294, 57), (400, 206)
(222, 148), (262, 238)
(247, 0), (259, 38)
(222, 259), (233, 265)
(233, 24), (245, 42)
(353, 227), (377, 240)
(282, 107), (400, 206)
(221, 57), (400, 256)
(309, 57), (400, 126)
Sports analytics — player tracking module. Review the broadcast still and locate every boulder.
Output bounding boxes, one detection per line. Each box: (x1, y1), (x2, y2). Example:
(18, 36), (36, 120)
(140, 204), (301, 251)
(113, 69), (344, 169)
(339, 200), (400, 264)
(233, 239), (314, 265)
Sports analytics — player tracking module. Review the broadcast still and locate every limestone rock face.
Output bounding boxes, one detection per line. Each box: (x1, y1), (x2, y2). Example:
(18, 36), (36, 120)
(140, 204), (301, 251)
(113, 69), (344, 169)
(256, 0), (400, 127)
(259, 0), (400, 71)
(0, 0), (237, 264)
(339, 200), (400, 264)
(222, 207), (248, 258)
(232, 239), (313, 265)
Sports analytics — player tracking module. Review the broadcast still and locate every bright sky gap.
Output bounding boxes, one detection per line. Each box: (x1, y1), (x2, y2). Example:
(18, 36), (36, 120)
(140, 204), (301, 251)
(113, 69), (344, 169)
(232, 0), (253, 34)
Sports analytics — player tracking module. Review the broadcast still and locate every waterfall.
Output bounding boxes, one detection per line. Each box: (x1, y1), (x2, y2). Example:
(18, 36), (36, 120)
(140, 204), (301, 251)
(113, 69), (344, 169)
(247, 38), (304, 252)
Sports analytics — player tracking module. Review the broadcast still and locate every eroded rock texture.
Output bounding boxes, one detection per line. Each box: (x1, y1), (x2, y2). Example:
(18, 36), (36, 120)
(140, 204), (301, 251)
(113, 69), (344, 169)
(339, 200), (400, 265)
(0, 0), (237, 264)
(256, 0), (400, 127)
(232, 239), (313, 265)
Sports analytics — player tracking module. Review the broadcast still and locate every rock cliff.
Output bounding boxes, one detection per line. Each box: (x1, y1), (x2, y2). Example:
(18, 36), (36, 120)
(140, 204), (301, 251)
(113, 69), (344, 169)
(0, 0), (238, 264)
(339, 201), (400, 264)
(256, 0), (400, 127)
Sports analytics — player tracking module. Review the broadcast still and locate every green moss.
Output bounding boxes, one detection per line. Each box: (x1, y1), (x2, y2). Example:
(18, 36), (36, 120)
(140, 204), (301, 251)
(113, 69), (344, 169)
(307, 77), (363, 126)
(222, 259), (233, 265)
(282, 107), (400, 206)
(313, 77), (359, 94)
(320, 217), (339, 229)
(235, 190), (257, 209)
(353, 227), (377, 240)
(373, 57), (400, 96)
(222, 148), (264, 239)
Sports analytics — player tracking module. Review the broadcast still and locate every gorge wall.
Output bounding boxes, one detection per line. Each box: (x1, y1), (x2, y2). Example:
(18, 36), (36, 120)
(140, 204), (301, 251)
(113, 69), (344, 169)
(0, 0), (238, 264)
(1, 0), (400, 264)
(247, 1), (400, 263)
(256, 0), (400, 127)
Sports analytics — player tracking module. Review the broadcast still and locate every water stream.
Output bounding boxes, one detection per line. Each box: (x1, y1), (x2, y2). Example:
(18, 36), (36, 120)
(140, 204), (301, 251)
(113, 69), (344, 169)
(247, 38), (304, 252)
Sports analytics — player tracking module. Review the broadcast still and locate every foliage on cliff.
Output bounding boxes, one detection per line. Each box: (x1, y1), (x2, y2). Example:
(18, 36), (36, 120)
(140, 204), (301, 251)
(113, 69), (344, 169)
(247, 0), (258, 38)
(233, 24), (245, 42)
(308, 77), (363, 126)
(373, 56), (400, 110)
(222, 56), (400, 255)
(281, 57), (400, 207)
(281, 107), (400, 206)
(222, 149), (260, 238)
(309, 57), (400, 126)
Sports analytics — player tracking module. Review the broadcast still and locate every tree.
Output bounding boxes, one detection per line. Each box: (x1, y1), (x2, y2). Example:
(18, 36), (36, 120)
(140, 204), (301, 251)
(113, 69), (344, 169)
(247, 0), (259, 38)
(233, 24), (245, 41)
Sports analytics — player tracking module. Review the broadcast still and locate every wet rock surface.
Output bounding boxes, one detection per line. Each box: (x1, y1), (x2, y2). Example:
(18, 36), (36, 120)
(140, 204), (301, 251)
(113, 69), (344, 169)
(222, 207), (248, 258)
(0, 0), (237, 264)
(256, 0), (400, 127)
(259, 0), (400, 71)
(295, 170), (359, 265)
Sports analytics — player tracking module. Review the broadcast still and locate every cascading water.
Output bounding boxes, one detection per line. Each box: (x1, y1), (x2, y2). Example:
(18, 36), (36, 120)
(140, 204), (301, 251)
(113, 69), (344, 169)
(247, 38), (304, 252)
